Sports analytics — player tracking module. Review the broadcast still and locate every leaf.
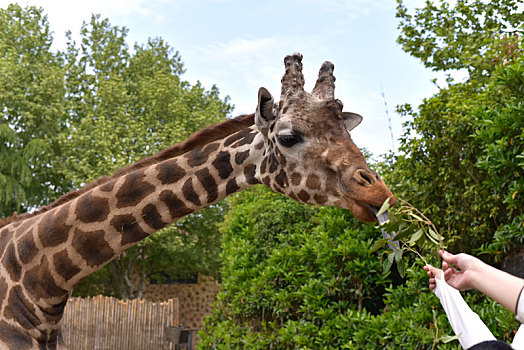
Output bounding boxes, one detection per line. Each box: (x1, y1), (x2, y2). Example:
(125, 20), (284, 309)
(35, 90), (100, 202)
(426, 233), (440, 245)
(383, 252), (394, 273)
(408, 229), (424, 245)
(428, 228), (440, 241)
(408, 212), (424, 222)
(394, 249), (402, 262)
(438, 334), (460, 343)
(396, 259), (406, 278)
(370, 238), (388, 253)
(377, 197), (391, 216)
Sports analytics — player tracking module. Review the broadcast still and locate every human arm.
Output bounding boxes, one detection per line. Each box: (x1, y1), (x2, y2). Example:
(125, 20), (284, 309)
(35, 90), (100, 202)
(439, 250), (524, 315)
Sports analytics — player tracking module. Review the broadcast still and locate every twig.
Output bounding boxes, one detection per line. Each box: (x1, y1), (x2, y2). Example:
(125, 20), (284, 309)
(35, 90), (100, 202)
(401, 240), (429, 266)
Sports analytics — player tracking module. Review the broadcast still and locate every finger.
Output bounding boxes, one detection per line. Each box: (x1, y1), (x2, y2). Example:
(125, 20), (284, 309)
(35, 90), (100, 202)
(426, 265), (442, 279)
(443, 268), (457, 280)
(441, 250), (458, 266)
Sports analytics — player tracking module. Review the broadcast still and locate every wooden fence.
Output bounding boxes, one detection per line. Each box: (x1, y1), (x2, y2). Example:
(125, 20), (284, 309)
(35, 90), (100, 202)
(61, 296), (179, 350)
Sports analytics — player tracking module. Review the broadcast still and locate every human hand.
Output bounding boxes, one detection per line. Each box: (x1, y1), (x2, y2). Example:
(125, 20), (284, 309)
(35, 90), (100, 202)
(439, 250), (483, 291)
(423, 264), (442, 291)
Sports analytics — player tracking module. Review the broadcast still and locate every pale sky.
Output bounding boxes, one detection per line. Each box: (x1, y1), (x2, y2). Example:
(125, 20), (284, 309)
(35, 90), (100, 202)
(1, 0), (444, 157)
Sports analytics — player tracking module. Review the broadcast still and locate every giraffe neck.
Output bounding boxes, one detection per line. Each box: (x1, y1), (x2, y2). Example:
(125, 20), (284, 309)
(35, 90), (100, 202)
(0, 125), (269, 347)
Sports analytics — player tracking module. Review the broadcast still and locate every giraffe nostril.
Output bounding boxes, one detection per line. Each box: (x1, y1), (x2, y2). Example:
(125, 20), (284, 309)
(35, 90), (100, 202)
(355, 169), (375, 186)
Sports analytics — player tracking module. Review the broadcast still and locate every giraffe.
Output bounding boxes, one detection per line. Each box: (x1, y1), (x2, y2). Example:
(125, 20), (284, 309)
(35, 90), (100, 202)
(0, 53), (395, 349)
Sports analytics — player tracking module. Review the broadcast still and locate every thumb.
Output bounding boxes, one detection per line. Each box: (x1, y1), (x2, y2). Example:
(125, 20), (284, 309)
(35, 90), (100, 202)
(440, 250), (458, 266)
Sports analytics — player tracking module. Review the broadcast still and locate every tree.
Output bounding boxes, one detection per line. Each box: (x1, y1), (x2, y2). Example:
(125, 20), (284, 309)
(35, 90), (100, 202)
(58, 15), (233, 298)
(0, 4), (67, 216)
(396, 0), (523, 80)
(387, 1), (523, 255)
(0, 6), (233, 298)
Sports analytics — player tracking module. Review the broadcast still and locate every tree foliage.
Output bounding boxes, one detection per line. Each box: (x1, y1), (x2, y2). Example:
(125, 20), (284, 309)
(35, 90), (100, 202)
(60, 15), (233, 298)
(396, 0), (523, 78)
(0, 5), (232, 298)
(0, 4), (67, 215)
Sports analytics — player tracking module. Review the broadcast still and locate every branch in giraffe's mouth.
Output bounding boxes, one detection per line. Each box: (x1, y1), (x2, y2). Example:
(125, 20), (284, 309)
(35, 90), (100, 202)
(368, 204), (390, 224)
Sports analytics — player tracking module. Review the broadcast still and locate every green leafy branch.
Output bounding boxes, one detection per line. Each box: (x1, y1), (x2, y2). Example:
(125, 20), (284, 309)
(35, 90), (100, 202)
(371, 198), (459, 348)
(370, 198), (446, 276)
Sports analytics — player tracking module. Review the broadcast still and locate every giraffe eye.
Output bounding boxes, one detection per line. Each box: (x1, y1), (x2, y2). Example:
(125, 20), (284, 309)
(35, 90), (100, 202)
(277, 133), (303, 148)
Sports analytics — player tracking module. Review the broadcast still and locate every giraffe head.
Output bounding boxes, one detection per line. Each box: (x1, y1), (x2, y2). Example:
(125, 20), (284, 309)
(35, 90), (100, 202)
(254, 53), (395, 222)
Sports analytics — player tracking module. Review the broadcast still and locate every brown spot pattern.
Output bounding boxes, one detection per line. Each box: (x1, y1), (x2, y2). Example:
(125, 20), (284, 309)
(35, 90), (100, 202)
(14, 219), (34, 237)
(40, 299), (67, 324)
(160, 190), (193, 220)
(226, 178), (240, 195)
(4, 286), (41, 330)
(0, 228), (12, 259)
(156, 160), (186, 185)
(23, 256), (67, 299)
(38, 205), (71, 248)
(314, 194), (328, 204)
(142, 204), (167, 231)
(275, 148), (287, 166)
(72, 228), (115, 267)
(260, 157), (268, 174)
(269, 154), (279, 173)
(0, 321), (33, 349)
(53, 249), (81, 281)
(110, 215), (149, 246)
(244, 165), (260, 185)
(182, 178), (202, 206)
(298, 190), (310, 202)
(235, 150), (250, 165)
(291, 172), (302, 186)
(306, 174), (321, 190)
(17, 232), (38, 264)
(195, 168), (218, 203)
(116, 171), (155, 209)
(0, 275), (7, 304)
(224, 130), (246, 147)
(212, 151), (234, 179)
(224, 129), (256, 148)
(236, 130), (256, 147)
(76, 193), (109, 224)
(275, 170), (288, 189)
(2, 243), (21, 282)
(262, 176), (271, 187)
(186, 143), (219, 167)
(100, 180), (115, 192)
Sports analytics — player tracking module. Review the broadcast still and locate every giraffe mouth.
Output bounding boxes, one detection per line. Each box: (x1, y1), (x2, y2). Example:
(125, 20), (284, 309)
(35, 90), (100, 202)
(345, 199), (382, 223)
(347, 199), (392, 223)
(368, 204), (390, 224)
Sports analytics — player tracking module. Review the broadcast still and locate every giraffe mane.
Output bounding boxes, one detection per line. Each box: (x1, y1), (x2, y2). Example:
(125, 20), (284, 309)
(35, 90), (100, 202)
(0, 113), (255, 229)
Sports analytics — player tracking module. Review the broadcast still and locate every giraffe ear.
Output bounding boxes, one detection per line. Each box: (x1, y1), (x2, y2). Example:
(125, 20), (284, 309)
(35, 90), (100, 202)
(342, 112), (363, 132)
(255, 87), (275, 136)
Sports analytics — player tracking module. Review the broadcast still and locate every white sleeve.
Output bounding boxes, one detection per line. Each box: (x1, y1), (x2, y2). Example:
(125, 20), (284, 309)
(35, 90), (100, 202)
(512, 324), (524, 350)
(517, 286), (524, 323)
(434, 272), (496, 349)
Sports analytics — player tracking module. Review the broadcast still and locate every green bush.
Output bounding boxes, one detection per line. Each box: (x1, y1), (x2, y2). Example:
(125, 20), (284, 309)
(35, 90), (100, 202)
(199, 188), (506, 349)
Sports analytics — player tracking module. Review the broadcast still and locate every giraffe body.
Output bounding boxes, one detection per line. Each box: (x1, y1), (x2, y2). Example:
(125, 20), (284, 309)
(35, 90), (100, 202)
(0, 54), (395, 349)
